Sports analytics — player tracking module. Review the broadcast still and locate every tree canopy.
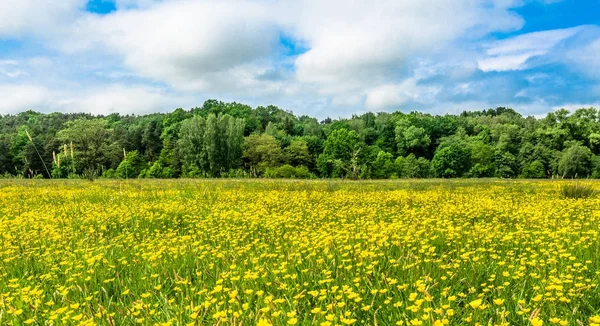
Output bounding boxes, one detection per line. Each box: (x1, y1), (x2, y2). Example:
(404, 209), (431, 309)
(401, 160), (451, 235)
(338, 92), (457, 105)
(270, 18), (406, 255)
(1, 101), (599, 179)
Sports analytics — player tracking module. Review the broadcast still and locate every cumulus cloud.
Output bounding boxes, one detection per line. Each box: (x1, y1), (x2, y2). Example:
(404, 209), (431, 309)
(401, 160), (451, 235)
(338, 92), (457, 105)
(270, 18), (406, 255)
(0, 0), (84, 37)
(66, 0), (281, 94)
(0, 0), (598, 116)
(58, 0), (527, 106)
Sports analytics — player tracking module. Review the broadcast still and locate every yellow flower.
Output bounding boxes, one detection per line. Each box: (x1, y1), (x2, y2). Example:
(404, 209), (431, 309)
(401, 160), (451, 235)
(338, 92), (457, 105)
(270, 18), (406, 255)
(257, 318), (272, 326)
(288, 317), (298, 325)
(531, 318), (543, 326)
(469, 299), (482, 309)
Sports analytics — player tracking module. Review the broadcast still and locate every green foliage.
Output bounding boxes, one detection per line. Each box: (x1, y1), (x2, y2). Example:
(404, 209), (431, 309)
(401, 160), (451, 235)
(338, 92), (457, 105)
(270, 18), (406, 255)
(82, 167), (99, 181)
(396, 123), (431, 156)
(102, 168), (117, 179)
(397, 154), (431, 178)
(592, 155), (600, 179)
(143, 161), (174, 179)
(243, 134), (284, 174)
(558, 144), (592, 178)
(2, 102), (600, 180)
(371, 151), (395, 179)
(560, 183), (596, 199)
(51, 152), (73, 179)
(469, 141), (495, 177)
(432, 136), (471, 178)
(178, 114), (245, 177)
(494, 150), (518, 178)
(522, 160), (547, 179)
(57, 119), (117, 174)
(317, 129), (365, 179)
(264, 165), (314, 179)
(284, 138), (313, 168)
(116, 150), (146, 178)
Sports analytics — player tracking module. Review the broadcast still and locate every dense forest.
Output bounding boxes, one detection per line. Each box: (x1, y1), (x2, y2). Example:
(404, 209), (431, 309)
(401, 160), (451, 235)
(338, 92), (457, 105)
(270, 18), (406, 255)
(2, 100), (599, 179)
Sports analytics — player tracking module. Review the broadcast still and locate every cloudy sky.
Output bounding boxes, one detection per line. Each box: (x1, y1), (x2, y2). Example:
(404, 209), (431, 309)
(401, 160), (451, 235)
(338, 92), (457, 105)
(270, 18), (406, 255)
(0, 0), (598, 118)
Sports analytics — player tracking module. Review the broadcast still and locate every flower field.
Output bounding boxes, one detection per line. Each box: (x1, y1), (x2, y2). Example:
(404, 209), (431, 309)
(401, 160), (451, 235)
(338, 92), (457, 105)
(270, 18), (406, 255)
(1, 179), (600, 326)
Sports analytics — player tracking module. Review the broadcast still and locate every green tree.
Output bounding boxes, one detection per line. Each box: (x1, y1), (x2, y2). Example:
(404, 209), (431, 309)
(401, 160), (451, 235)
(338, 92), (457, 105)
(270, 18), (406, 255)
(117, 150), (146, 178)
(317, 129), (365, 179)
(400, 154), (431, 178)
(432, 136), (471, 178)
(178, 114), (245, 177)
(558, 144), (592, 178)
(396, 123), (431, 156)
(56, 119), (116, 174)
(494, 150), (518, 178)
(371, 151), (395, 179)
(178, 116), (208, 175)
(243, 134), (284, 174)
(284, 138), (313, 168)
(522, 160), (546, 179)
(468, 141), (495, 177)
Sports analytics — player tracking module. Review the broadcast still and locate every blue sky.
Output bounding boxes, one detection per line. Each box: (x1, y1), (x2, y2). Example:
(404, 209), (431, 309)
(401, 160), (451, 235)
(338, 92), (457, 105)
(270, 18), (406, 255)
(0, 0), (598, 118)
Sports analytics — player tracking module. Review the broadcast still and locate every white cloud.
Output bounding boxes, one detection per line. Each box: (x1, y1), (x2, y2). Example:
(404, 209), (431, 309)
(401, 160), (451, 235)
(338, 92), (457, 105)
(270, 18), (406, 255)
(56, 0), (526, 102)
(0, 0), (84, 37)
(288, 0), (523, 93)
(0, 0), (596, 117)
(63, 85), (196, 114)
(365, 78), (441, 110)
(365, 84), (408, 110)
(478, 27), (583, 72)
(0, 83), (196, 115)
(0, 85), (49, 113)
(551, 102), (600, 113)
(565, 37), (600, 79)
(66, 0), (281, 94)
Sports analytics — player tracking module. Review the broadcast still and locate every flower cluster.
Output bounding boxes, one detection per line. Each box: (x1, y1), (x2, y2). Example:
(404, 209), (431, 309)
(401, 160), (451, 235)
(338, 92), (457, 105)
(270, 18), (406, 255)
(0, 180), (599, 325)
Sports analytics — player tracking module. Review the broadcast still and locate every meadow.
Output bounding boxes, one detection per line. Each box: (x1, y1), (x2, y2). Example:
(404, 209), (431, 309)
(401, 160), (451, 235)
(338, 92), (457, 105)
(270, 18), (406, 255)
(0, 179), (599, 326)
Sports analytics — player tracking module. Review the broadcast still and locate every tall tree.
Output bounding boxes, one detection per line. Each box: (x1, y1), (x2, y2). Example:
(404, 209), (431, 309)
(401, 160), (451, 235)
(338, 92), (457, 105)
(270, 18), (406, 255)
(56, 119), (116, 174)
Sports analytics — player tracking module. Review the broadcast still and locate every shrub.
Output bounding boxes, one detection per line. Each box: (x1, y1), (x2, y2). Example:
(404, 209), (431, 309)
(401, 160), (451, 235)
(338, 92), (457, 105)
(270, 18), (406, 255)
(264, 165), (314, 179)
(102, 168), (118, 179)
(117, 150), (146, 178)
(522, 160), (546, 179)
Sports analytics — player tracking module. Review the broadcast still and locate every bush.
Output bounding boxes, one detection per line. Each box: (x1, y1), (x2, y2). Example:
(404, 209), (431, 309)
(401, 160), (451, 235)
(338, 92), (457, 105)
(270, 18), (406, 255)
(560, 183), (596, 199)
(117, 150), (146, 178)
(400, 154), (431, 178)
(102, 168), (118, 179)
(469, 163), (494, 178)
(264, 165), (314, 179)
(522, 160), (546, 179)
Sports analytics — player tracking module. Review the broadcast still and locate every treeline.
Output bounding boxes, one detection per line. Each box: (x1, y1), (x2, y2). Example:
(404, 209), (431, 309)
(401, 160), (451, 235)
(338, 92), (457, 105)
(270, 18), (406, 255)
(2, 100), (600, 179)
